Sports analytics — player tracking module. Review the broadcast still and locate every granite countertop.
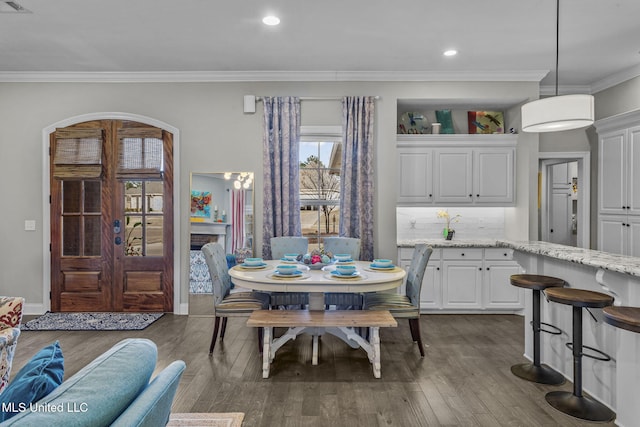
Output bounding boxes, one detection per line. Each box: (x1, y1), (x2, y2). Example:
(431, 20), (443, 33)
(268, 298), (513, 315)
(397, 239), (640, 278)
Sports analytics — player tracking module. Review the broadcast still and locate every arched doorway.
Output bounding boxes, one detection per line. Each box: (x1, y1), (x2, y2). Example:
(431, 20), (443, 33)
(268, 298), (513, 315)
(45, 114), (180, 312)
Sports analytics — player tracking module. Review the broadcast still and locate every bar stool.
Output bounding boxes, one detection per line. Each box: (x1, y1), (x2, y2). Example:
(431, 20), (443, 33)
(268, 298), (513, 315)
(543, 287), (615, 422)
(510, 274), (566, 384)
(603, 306), (640, 333)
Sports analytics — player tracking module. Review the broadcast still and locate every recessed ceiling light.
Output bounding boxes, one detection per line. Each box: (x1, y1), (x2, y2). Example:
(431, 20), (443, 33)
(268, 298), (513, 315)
(443, 49), (458, 57)
(262, 15), (280, 26)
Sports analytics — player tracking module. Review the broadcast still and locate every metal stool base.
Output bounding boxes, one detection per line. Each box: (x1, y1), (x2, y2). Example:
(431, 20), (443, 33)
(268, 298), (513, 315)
(546, 391), (616, 422)
(511, 362), (565, 385)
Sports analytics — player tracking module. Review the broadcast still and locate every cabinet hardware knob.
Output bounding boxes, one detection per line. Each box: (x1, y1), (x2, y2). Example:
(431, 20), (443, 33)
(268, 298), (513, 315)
(436, 267), (440, 271)
(627, 206), (631, 209)
(428, 194), (432, 197)
(504, 253), (508, 256)
(461, 253), (465, 256)
(627, 224), (631, 227)
(622, 223), (626, 226)
(623, 206), (627, 209)
(478, 267), (482, 271)
(476, 194), (480, 197)
(469, 194), (472, 197)
(550, 229), (554, 233)
(486, 267), (490, 270)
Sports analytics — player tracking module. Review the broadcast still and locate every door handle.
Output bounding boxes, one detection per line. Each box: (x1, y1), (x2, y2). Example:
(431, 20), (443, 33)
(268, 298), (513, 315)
(115, 236), (122, 245)
(113, 219), (121, 234)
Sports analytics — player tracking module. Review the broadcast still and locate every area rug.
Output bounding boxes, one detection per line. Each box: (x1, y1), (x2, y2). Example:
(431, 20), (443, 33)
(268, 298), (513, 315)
(167, 412), (244, 427)
(21, 312), (164, 331)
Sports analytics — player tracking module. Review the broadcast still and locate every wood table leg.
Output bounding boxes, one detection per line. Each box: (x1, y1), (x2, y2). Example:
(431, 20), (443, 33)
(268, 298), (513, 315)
(262, 327), (272, 378)
(370, 326), (381, 378)
(312, 333), (319, 365)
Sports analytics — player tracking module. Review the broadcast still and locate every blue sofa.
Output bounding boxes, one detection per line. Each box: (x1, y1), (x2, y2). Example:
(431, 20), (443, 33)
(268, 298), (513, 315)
(0, 338), (185, 426)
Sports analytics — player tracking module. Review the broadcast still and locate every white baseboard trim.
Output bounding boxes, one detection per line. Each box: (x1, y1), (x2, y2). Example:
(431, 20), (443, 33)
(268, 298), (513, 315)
(24, 303), (47, 316)
(177, 303), (189, 315)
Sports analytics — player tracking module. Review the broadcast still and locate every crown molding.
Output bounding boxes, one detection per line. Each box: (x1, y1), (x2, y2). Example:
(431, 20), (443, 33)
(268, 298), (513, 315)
(590, 63), (640, 94)
(0, 70), (549, 83)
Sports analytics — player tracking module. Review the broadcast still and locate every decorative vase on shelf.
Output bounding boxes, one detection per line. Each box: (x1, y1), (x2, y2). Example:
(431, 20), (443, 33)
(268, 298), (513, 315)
(445, 228), (455, 240)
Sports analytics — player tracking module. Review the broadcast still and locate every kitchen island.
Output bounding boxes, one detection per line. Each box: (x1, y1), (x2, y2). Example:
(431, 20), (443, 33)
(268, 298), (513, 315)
(398, 239), (640, 427)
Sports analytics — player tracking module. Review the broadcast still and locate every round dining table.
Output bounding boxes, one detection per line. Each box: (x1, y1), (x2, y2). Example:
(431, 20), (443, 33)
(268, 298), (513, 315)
(229, 260), (407, 310)
(229, 259), (406, 378)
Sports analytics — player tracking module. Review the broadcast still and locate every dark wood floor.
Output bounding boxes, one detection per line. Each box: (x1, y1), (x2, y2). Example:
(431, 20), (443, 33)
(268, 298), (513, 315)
(14, 312), (618, 427)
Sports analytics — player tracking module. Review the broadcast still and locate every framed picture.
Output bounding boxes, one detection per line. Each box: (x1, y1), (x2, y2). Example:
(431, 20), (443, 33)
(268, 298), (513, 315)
(190, 190), (212, 218)
(468, 111), (504, 134)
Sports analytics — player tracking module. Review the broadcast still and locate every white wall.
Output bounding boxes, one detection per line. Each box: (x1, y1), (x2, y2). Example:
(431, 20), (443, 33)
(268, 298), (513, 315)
(0, 80), (539, 313)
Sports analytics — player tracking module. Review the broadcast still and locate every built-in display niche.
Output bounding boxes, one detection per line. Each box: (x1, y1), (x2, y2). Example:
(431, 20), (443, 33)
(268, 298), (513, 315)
(396, 98), (526, 135)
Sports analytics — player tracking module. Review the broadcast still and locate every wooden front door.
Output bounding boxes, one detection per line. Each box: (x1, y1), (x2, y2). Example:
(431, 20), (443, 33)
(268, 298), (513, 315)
(50, 120), (173, 312)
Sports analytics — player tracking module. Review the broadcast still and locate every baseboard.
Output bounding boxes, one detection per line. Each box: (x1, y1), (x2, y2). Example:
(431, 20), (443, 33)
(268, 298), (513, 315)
(24, 303), (47, 315)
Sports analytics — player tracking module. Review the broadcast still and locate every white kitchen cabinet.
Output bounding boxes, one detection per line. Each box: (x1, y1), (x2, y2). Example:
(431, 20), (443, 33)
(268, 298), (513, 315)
(397, 247), (441, 309)
(595, 111), (640, 256)
(397, 246), (522, 312)
(397, 147), (433, 203)
(598, 214), (640, 257)
(482, 248), (523, 309)
(397, 135), (516, 206)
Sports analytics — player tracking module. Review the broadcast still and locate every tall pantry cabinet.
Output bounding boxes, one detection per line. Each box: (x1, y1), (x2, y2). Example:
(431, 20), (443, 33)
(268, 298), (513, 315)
(595, 110), (640, 257)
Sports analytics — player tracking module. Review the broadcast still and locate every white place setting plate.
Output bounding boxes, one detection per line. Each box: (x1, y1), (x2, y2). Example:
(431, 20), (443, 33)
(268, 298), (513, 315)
(279, 258), (299, 264)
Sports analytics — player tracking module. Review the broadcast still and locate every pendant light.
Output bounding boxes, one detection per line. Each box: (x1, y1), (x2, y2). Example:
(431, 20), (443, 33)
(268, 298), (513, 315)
(521, 0), (594, 132)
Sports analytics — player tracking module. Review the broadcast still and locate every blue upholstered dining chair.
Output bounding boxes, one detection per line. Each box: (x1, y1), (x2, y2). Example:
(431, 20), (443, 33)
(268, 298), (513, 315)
(364, 244), (433, 357)
(201, 243), (270, 354)
(323, 237), (363, 308)
(268, 237), (310, 308)
(270, 236), (309, 260)
(323, 237), (361, 260)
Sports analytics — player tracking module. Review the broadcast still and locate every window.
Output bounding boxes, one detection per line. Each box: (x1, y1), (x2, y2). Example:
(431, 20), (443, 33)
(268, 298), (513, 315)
(299, 127), (342, 252)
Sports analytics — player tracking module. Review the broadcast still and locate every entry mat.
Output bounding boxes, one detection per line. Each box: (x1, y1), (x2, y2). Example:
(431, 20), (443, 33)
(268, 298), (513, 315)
(22, 311), (164, 331)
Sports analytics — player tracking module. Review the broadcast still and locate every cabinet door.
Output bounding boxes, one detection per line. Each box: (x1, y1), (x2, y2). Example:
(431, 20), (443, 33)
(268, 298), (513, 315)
(397, 148), (433, 204)
(628, 126), (640, 214)
(628, 215), (640, 257)
(598, 214), (627, 255)
(420, 263), (441, 309)
(599, 131), (627, 214)
(474, 148), (514, 203)
(434, 149), (473, 203)
(442, 260), (482, 309)
(483, 261), (523, 309)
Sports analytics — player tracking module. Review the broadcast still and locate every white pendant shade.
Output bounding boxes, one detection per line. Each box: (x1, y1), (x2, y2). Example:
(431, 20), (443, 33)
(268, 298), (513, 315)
(521, 94), (594, 132)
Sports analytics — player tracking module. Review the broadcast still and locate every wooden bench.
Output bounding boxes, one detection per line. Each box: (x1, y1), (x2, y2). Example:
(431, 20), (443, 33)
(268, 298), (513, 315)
(247, 310), (397, 378)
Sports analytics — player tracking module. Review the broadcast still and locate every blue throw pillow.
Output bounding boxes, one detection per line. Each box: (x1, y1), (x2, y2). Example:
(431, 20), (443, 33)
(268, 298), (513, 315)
(0, 340), (64, 421)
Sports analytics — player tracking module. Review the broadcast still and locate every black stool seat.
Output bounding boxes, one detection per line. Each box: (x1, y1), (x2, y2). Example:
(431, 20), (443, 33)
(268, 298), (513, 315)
(543, 287), (615, 423)
(509, 274), (566, 385)
(603, 306), (640, 333)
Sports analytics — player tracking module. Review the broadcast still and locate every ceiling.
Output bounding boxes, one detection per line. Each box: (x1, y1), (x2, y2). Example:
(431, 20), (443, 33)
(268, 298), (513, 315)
(2, 0), (640, 92)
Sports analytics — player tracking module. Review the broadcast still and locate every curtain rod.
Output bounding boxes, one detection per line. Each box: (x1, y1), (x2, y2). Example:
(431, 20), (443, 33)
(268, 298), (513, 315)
(255, 96), (380, 101)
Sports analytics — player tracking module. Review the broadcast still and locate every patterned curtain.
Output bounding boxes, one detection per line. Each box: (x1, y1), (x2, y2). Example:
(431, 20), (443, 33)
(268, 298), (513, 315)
(231, 189), (245, 253)
(262, 97), (302, 259)
(340, 96), (375, 261)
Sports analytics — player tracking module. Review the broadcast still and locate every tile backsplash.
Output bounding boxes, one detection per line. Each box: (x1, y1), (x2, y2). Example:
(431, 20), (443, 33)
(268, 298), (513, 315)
(396, 207), (506, 241)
